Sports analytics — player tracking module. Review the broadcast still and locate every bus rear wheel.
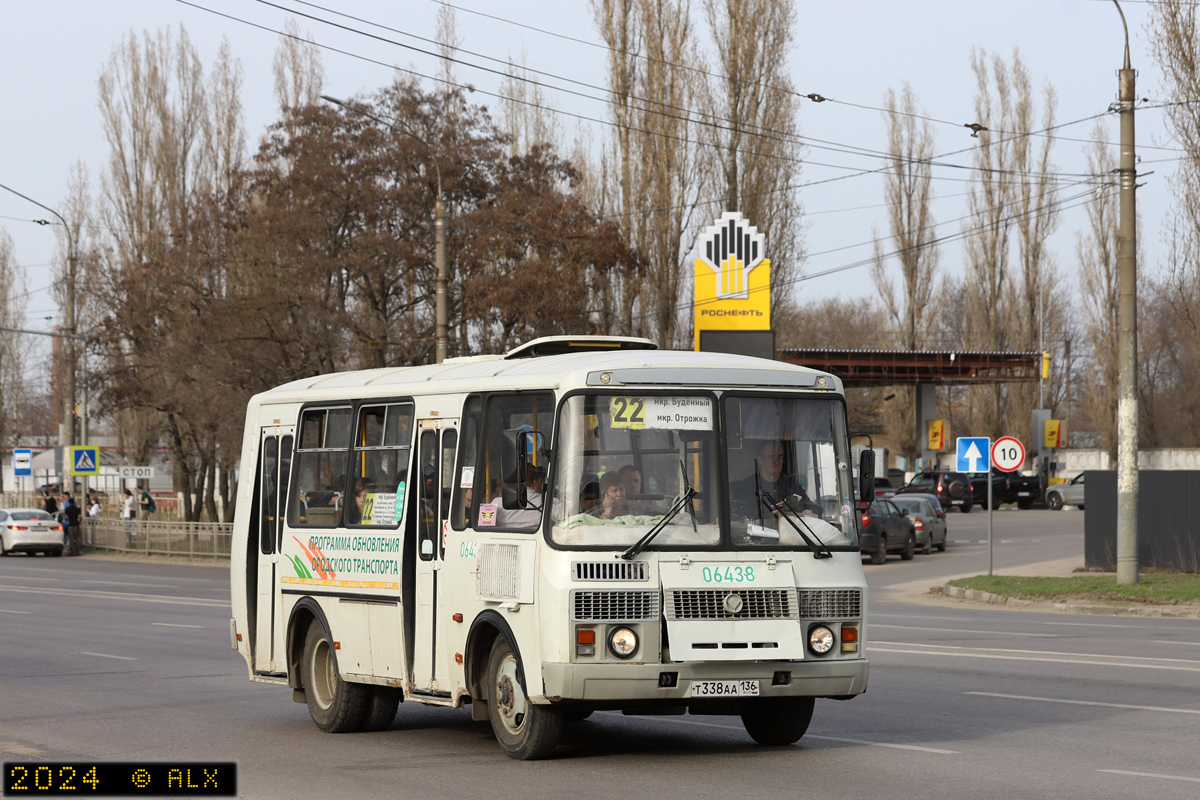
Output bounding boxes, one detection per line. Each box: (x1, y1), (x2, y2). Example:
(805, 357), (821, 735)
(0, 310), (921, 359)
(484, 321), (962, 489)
(360, 686), (402, 732)
(301, 623), (368, 733)
(739, 696), (815, 745)
(487, 637), (562, 760)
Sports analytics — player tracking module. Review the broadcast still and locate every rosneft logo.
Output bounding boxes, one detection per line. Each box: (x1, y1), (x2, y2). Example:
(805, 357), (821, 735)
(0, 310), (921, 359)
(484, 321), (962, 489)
(696, 212), (766, 300)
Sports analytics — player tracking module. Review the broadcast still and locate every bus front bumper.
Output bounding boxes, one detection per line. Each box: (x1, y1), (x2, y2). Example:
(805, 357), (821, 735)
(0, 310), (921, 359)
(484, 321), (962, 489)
(541, 658), (868, 702)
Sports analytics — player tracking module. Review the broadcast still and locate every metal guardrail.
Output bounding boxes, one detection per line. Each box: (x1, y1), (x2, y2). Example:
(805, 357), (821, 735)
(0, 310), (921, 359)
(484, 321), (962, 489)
(83, 519), (232, 559)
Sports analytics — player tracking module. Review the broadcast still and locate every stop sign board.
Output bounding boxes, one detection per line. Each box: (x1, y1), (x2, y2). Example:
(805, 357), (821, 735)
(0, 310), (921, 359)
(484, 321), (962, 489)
(991, 436), (1026, 472)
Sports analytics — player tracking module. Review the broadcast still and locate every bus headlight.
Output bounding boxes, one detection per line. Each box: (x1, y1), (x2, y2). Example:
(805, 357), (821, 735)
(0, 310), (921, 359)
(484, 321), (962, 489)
(609, 627), (638, 659)
(808, 625), (835, 655)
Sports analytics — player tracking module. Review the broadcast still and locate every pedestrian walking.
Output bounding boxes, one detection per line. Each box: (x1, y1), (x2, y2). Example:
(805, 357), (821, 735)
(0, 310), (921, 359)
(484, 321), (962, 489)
(122, 488), (136, 543)
(139, 486), (156, 519)
(86, 495), (100, 544)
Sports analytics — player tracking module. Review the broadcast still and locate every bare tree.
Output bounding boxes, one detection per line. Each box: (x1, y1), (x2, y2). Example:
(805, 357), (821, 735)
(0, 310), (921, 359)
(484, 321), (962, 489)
(272, 19), (324, 112)
(499, 55), (562, 158)
(0, 230), (28, 491)
(700, 0), (805, 319)
(870, 83), (939, 352)
(1076, 123), (1120, 455)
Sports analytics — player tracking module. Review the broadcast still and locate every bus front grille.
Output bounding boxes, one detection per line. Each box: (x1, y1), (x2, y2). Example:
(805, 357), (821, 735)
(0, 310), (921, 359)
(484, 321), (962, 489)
(571, 561), (649, 582)
(571, 590), (660, 621)
(665, 589), (798, 620)
(796, 589), (862, 619)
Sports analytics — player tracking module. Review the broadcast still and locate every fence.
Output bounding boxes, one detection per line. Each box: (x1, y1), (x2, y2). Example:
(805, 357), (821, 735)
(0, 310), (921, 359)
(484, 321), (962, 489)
(84, 518), (233, 559)
(1084, 471), (1200, 572)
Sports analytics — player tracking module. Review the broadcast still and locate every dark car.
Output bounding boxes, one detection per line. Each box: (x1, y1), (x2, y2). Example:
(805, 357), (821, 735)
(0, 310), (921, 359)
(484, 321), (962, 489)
(898, 470), (974, 512)
(859, 499), (916, 564)
(873, 476), (898, 499)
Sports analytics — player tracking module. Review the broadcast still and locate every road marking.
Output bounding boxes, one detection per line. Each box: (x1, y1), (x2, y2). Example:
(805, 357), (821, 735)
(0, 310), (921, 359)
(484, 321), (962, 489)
(876, 641), (1200, 664)
(623, 715), (957, 753)
(0, 609), (30, 614)
(872, 624), (1058, 638)
(81, 651), (137, 661)
(0, 584), (228, 608)
(871, 642), (1200, 672)
(1043, 621), (1156, 629)
(966, 692), (1200, 715)
(1153, 640), (1200, 646)
(83, 580), (175, 588)
(151, 622), (204, 628)
(1099, 770), (1200, 783)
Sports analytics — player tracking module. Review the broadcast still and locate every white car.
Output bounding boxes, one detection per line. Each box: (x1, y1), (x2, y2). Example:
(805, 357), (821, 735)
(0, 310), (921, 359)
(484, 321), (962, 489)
(1045, 474), (1085, 511)
(0, 509), (66, 556)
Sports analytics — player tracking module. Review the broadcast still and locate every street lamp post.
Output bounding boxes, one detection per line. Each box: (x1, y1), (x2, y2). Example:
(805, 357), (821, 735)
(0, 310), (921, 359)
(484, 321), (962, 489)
(1112, 1), (1139, 585)
(0, 182), (77, 448)
(320, 96), (448, 364)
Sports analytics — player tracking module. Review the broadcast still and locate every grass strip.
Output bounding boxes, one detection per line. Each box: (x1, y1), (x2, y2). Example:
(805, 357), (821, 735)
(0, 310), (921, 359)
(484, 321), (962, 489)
(948, 573), (1200, 605)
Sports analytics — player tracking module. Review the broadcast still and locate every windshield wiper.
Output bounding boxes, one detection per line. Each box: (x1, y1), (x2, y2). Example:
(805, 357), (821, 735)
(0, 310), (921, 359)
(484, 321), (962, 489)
(619, 460), (696, 560)
(758, 488), (833, 560)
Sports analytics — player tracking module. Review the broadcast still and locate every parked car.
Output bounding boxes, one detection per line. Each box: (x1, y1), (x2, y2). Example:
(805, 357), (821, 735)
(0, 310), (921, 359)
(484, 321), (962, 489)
(873, 476), (898, 498)
(1046, 473), (1085, 510)
(891, 495), (947, 554)
(859, 499), (916, 564)
(897, 470), (974, 512)
(0, 508), (66, 556)
(969, 468), (1042, 509)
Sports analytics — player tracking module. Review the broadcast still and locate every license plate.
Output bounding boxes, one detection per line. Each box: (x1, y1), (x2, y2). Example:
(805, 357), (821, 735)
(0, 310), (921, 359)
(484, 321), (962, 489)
(686, 679), (760, 697)
(1018, 492), (1031, 496)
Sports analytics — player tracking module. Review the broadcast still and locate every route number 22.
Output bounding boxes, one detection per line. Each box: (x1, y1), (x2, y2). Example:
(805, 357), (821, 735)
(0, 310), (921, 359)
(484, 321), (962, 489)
(611, 397), (646, 429)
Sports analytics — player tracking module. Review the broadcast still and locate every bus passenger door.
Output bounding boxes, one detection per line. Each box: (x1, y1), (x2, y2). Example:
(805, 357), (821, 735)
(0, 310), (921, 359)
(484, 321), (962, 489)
(412, 418), (457, 692)
(254, 427), (293, 674)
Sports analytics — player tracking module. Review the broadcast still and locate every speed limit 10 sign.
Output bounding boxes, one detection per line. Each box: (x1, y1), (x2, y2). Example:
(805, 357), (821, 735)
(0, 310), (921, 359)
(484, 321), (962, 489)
(991, 436), (1026, 472)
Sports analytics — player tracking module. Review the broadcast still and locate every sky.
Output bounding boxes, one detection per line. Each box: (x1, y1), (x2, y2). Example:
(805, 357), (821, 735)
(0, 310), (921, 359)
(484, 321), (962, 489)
(0, 0), (1180, 375)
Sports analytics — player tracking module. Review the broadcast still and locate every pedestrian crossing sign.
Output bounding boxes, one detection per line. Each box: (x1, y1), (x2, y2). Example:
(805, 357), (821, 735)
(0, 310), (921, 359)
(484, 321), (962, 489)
(70, 446), (100, 476)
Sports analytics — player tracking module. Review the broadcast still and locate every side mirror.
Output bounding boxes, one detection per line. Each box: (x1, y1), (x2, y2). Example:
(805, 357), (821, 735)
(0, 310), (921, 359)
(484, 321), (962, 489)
(900, 508), (909, 517)
(858, 449), (875, 505)
(501, 428), (527, 485)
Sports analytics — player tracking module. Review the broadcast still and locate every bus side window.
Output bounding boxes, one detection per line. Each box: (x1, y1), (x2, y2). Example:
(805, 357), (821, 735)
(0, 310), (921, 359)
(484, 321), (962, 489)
(418, 430), (438, 560)
(481, 393), (554, 531)
(451, 396), (483, 530)
(347, 402), (413, 528)
(288, 407), (351, 528)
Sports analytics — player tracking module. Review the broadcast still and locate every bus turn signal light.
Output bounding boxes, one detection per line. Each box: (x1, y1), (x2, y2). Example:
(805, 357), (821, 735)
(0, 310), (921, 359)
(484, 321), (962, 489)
(452, 613), (463, 623)
(577, 630), (595, 645)
(841, 627), (858, 653)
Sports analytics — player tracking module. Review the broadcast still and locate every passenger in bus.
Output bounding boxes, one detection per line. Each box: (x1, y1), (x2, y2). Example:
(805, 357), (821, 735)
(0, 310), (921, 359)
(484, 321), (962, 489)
(343, 478), (374, 525)
(596, 472), (630, 520)
(579, 481), (600, 514)
(730, 440), (821, 526)
(492, 464), (551, 527)
(619, 464), (662, 515)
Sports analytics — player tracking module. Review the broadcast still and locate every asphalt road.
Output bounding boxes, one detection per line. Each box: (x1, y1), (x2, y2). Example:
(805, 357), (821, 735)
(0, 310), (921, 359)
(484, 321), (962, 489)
(2, 512), (1198, 800)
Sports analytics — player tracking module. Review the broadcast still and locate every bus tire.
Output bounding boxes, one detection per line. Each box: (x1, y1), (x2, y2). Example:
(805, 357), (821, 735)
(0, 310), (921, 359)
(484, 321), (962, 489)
(486, 637), (561, 760)
(360, 686), (402, 732)
(301, 623), (367, 733)
(739, 696), (815, 746)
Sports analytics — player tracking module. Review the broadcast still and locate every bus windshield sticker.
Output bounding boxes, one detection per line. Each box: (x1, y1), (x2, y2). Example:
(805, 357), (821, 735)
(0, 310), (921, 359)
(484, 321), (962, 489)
(394, 482), (406, 522)
(478, 503), (498, 527)
(370, 491), (396, 526)
(612, 396), (713, 431)
(460, 467), (474, 488)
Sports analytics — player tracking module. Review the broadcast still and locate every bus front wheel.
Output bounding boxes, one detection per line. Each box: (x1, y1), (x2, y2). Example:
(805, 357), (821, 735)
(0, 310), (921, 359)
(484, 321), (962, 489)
(301, 623), (368, 733)
(486, 637), (562, 760)
(739, 696), (815, 746)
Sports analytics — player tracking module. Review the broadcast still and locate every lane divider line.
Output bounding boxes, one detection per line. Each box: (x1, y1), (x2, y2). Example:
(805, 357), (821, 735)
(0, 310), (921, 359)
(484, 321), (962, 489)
(81, 652), (138, 661)
(151, 623), (204, 629)
(871, 624), (1058, 638)
(966, 692), (1200, 715)
(1099, 769), (1200, 783)
(872, 647), (1200, 673)
(874, 641), (1200, 665)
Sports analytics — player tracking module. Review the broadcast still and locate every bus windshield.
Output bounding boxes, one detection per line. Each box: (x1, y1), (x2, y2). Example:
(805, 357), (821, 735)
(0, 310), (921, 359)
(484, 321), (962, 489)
(723, 395), (857, 548)
(550, 393), (720, 548)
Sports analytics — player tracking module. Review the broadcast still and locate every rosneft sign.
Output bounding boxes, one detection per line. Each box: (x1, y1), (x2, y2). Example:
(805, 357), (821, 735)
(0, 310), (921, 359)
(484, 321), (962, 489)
(693, 211), (771, 350)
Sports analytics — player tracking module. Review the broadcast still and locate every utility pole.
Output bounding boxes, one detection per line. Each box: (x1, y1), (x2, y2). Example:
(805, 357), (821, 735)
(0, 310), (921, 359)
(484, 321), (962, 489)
(1113, 1), (1139, 585)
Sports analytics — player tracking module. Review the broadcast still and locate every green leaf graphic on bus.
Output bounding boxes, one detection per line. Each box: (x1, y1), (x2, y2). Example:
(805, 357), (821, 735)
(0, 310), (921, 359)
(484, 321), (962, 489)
(288, 554), (312, 580)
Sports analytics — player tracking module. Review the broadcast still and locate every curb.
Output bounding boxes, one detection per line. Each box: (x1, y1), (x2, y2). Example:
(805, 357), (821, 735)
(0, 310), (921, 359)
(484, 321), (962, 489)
(939, 584), (1200, 618)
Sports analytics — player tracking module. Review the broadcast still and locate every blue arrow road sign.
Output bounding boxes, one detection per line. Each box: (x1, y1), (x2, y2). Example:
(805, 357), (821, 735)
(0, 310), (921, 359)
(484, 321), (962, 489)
(13, 448), (32, 476)
(956, 437), (991, 473)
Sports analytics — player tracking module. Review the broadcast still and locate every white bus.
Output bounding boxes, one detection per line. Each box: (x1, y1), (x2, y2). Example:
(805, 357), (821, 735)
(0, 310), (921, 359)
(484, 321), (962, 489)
(230, 336), (875, 759)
